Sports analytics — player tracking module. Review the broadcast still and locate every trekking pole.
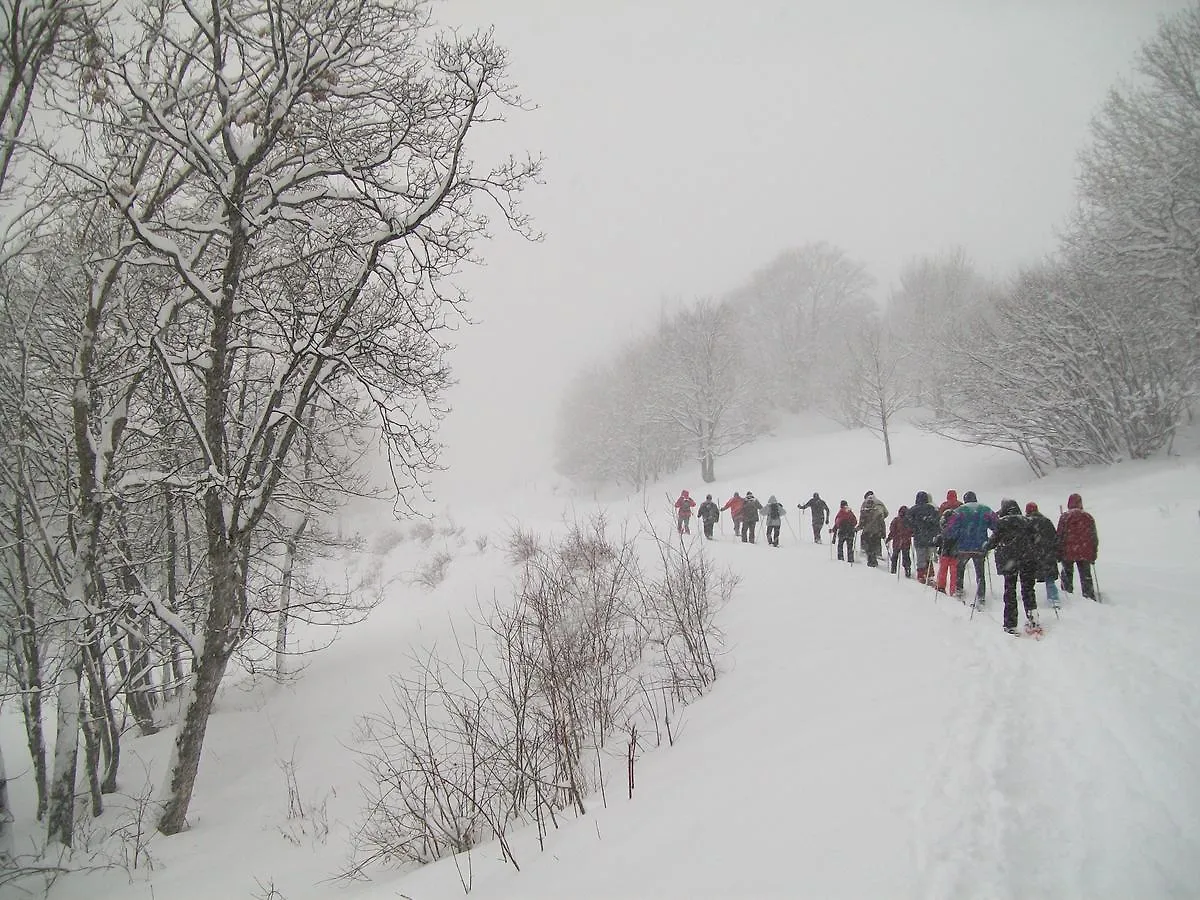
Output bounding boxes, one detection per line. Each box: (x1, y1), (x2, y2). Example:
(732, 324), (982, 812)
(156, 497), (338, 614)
(1092, 562), (1102, 603)
(786, 516), (800, 543)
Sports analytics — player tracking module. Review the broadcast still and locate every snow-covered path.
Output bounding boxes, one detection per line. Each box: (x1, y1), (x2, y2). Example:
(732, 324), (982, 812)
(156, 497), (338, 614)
(17, 424), (1199, 900)
(404, 499), (1200, 900)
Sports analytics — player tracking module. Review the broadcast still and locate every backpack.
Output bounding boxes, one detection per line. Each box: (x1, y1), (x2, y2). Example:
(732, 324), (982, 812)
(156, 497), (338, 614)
(767, 501), (781, 518)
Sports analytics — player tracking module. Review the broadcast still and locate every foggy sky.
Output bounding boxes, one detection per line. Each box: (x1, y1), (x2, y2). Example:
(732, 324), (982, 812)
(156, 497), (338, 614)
(425, 0), (1191, 508)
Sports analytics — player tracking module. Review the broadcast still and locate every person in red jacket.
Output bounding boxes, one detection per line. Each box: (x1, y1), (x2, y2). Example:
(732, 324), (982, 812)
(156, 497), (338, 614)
(675, 490), (696, 534)
(721, 492), (745, 538)
(1056, 493), (1099, 600)
(886, 505), (914, 577)
(831, 500), (858, 564)
(938, 489), (961, 516)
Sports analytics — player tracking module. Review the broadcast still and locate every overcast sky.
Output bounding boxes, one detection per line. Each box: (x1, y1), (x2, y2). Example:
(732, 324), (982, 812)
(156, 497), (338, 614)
(422, 0), (1191, 508)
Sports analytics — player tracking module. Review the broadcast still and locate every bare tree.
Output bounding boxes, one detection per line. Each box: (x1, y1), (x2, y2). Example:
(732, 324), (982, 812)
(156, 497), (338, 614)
(652, 299), (756, 483)
(31, 0), (539, 835)
(841, 317), (913, 466)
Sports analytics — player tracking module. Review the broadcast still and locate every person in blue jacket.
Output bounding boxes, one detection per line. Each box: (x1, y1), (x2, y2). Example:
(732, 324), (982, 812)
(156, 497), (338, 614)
(943, 490), (998, 604)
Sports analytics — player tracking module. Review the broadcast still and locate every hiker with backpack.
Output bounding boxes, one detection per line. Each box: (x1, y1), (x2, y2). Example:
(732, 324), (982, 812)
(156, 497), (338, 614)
(857, 491), (888, 568)
(697, 494), (720, 540)
(763, 495), (786, 547)
(944, 490), (998, 605)
(722, 492), (745, 538)
(1057, 493), (1099, 600)
(886, 505), (914, 577)
(674, 490), (696, 535)
(740, 491), (764, 544)
(1025, 501), (1061, 609)
(831, 500), (857, 563)
(986, 499), (1039, 634)
(798, 492), (830, 543)
(905, 491), (941, 583)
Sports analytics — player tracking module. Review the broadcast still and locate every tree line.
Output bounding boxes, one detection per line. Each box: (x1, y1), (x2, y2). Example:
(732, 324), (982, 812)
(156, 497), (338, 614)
(558, 8), (1200, 484)
(0, 0), (537, 859)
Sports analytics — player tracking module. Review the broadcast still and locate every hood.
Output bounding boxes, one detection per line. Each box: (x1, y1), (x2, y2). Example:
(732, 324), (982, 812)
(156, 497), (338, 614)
(812, 492), (820, 499)
(680, 490), (690, 497)
(1025, 501), (1039, 515)
(915, 491), (930, 505)
(898, 505), (909, 515)
(705, 494), (713, 501)
(946, 490), (958, 504)
(767, 495), (778, 504)
(732, 492), (741, 498)
(1067, 493), (1083, 509)
(839, 500), (848, 507)
(962, 490), (978, 503)
(746, 492), (755, 499)
(999, 499), (1021, 517)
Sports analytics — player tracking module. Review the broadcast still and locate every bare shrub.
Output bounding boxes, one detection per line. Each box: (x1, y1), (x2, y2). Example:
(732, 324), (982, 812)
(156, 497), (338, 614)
(411, 551), (453, 590)
(347, 513), (734, 881)
(504, 526), (539, 565)
(372, 528), (408, 556)
(411, 521), (437, 546)
(474, 534), (489, 554)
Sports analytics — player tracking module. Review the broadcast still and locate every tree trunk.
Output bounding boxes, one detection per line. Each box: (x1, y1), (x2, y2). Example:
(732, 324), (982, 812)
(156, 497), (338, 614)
(275, 514), (309, 678)
(45, 658), (83, 846)
(0, 738), (14, 864)
(12, 496), (48, 818)
(156, 541), (244, 835)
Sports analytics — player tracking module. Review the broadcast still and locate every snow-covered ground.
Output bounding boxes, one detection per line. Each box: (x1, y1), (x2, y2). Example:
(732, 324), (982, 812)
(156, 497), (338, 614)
(6, 417), (1200, 899)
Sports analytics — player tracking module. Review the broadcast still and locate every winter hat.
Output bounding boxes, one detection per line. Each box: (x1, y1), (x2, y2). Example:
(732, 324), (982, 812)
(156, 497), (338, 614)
(963, 491), (977, 503)
(864, 490), (874, 499)
(915, 490), (930, 505)
(999, 499), (1020, 516)
(746, 491), (755, 499)
(767, 495), (778, 504)
(705, 494), (713, 501)
(1025, 501), (1039, 515)
(1067, 493), (1083, 509)
(839, 500), (848, 507)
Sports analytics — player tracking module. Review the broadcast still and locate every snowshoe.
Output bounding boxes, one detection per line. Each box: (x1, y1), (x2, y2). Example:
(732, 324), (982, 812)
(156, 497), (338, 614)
(1004, 626), (1020, 636)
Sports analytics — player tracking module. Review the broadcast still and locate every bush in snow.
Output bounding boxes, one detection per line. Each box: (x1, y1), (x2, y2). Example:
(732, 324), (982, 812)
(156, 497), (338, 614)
(345, 513), (733, 878)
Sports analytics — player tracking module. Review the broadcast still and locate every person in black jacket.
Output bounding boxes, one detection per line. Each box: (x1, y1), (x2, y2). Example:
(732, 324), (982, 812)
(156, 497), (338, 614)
(986, 499), (1038, 634)
(740, 492), (763, 544)
(798, 493), (830, 543)
(697, 495), (720, 540)
(904, 491), (941, 583)
(1025, 501), (1061, 609)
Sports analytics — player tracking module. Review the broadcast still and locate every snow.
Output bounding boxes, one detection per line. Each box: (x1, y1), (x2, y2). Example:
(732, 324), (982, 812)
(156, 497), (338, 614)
(5, 416), (1200, 898)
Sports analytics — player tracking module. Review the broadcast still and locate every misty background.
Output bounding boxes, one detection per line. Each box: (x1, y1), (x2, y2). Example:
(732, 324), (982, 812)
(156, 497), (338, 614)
(430, 0), (1192, 505)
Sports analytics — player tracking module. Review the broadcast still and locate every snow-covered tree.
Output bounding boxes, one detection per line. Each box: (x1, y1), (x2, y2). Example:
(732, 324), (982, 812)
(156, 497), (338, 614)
(841, 317), (913, 466)
(652, 299), (757, 483)
(733, 243), (875, 412)
(10, 0), (540, 838)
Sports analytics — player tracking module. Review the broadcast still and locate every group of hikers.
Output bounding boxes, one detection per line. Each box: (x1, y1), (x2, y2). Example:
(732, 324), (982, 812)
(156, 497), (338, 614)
(673, 488), (1101, 635)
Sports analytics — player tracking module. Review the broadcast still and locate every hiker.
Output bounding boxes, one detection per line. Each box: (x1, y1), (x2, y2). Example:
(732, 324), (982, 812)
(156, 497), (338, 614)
(1057, 493), (1099, 600)
(905, 491), (941, 583)
(887, 505), (913, 577)
(938, 489), (961, 516)
(740, 491), (763, 544)
(674, 490), (696, 535)
(1025, 502), (1061, 609)
(831, 500), (857, 563)
(798, 492), (830, 543)
(944, 490), (998, 605)
(722, 492), (745, 538)
(857, 491), (888, 568)
(987, 499), (1038, 634)
(697, 494), (720, 540)
(762, 495), (786, 547)
(933, 506), (959, 595)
